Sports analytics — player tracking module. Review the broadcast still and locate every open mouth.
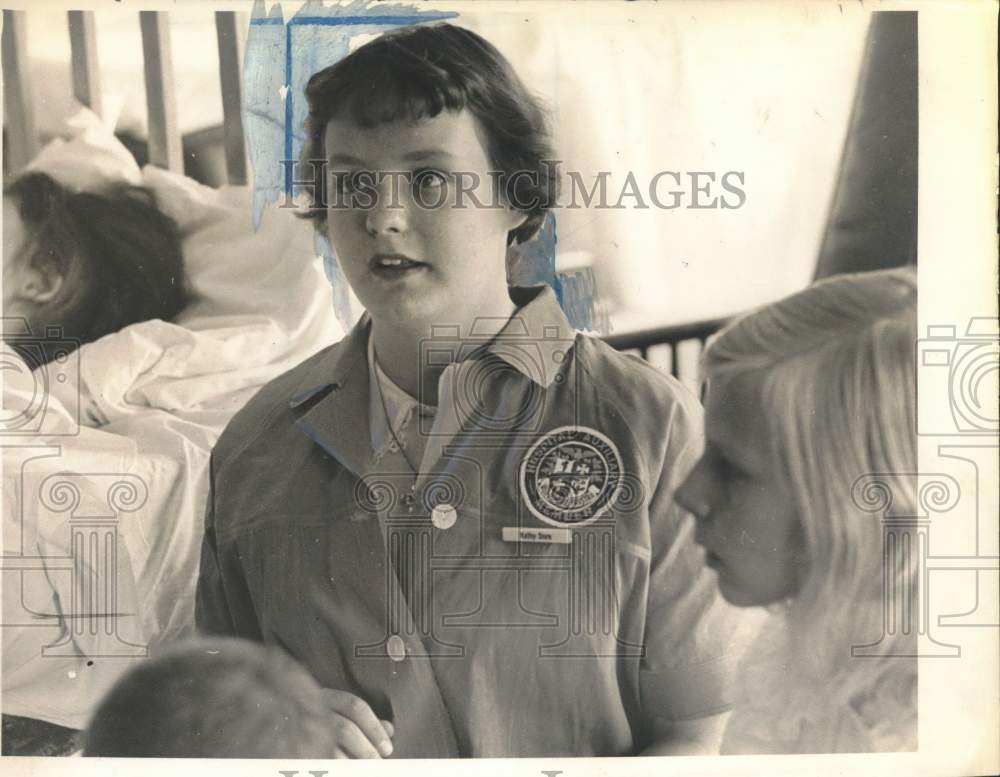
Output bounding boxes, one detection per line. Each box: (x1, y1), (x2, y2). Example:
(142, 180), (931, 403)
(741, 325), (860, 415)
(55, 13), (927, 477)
(370, 253), (428, 276)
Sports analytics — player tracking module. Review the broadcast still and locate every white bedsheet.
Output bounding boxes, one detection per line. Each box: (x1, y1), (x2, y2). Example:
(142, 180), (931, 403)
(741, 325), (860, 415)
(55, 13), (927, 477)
(1, 127), (346, 728)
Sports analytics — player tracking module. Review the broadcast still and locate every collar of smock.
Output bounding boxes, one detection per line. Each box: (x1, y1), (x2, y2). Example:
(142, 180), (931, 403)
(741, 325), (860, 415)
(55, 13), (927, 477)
(474, 284), (575, 388)
(288, 284), (573, 409)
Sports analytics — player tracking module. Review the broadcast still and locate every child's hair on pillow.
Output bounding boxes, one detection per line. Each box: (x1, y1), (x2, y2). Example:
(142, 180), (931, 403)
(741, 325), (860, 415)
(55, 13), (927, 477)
(82, 637), (339, 758)
(3, 171), (189, 368)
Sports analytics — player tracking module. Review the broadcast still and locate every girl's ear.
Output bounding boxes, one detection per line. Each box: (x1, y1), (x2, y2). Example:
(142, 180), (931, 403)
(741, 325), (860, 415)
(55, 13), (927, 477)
(17, 264), (64, 304)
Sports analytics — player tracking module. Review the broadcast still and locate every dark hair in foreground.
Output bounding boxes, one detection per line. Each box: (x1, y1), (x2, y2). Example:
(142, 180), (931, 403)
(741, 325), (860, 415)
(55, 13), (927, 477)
(83, 638), (337, 758)
(299, 22), (558, 245)
(4, 171), (188, 366)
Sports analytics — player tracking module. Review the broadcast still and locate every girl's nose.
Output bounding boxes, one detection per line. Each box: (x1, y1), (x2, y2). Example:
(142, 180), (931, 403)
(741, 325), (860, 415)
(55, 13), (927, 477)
(365, 205), (407, 236)
(364, 180), (410, 236)
(674, 460), (712, 522)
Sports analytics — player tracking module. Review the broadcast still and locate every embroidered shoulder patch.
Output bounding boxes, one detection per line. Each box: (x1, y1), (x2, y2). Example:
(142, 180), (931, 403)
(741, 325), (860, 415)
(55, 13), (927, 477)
(519, 426), (624, 527)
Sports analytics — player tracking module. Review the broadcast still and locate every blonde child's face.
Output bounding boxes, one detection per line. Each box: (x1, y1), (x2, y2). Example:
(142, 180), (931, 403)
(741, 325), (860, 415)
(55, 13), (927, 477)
(675, 375), (806, 607)
(322, 109), (526, 328)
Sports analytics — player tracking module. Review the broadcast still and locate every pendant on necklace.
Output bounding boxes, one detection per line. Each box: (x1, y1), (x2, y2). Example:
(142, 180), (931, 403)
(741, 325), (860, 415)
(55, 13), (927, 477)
(401, 482), (417, 512)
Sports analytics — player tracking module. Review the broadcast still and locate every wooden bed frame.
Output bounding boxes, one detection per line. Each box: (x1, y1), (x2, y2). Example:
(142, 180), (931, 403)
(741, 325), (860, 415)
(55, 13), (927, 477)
(1, 8), (726, 381)
(2, 9), (248, 182)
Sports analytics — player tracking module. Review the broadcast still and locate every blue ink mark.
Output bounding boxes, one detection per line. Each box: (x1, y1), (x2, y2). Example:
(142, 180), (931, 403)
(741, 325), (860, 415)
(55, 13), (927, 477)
(508, 213), (557, 288)
(283, 15), (445, 25)
(245, 1), (288, 224)
(507, 214), (606, 334)
(244, 0), (455, 222)
(314, 232), (354, 331)
(557, 268), (608, 334)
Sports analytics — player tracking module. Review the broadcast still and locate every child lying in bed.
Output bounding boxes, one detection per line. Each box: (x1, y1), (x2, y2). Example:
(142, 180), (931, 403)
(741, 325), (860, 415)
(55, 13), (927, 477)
(675, 267), (917, 753)
(2, 138), (343, 756)
(2, 170), (188, 366)
(2, 169), (189, 756)
(83, 637), (351, 757)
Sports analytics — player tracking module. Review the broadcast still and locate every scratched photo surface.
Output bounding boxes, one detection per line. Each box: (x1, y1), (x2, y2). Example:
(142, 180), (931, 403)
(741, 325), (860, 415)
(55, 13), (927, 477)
(1, 1), (996, 775)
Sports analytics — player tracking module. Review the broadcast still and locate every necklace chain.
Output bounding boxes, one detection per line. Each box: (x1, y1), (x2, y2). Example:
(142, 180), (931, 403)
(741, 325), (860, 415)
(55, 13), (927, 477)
(372, 358), (420, 482)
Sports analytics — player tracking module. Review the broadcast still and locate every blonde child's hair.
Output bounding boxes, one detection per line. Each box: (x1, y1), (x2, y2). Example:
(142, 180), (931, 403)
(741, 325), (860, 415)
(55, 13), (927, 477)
(702, 267), (917, 749)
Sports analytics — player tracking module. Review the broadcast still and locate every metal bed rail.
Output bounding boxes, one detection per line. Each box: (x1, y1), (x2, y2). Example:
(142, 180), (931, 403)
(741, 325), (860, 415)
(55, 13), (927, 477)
(602, 316), (730, 391)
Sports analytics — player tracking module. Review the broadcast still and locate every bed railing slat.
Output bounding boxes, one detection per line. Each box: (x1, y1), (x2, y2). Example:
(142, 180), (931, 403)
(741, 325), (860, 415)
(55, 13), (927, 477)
(2, 10), (40, 175)
(68, 11), (103, 118)
(215, 11), (248, 185)
(139, 11), (183, 172)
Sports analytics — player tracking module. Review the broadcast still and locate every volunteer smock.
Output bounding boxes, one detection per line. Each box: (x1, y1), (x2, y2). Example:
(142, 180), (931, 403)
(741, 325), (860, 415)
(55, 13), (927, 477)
(195, 285), (751, 757)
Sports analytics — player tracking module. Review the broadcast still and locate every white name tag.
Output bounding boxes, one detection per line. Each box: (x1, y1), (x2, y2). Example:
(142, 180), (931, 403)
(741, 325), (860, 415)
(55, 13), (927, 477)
(502, 526), (572, 544)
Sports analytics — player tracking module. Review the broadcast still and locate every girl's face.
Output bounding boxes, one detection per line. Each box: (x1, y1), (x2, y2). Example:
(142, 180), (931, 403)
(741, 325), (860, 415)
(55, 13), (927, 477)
(674, 374), (807, 607)
(322, 109), (526, 328)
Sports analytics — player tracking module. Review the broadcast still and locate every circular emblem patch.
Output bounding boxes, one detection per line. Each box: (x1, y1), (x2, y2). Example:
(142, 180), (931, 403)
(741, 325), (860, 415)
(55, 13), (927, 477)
(519, 426), (624, 527)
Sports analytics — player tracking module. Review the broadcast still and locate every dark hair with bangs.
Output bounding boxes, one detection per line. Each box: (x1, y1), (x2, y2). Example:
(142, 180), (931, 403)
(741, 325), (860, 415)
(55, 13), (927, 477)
(4, 172), (188, 367)
(298, 23), (558, 246)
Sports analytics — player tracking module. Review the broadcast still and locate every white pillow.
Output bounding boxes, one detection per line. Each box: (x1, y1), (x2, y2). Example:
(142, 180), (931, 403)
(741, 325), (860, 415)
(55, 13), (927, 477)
(25, 108), (142, 191)
(20, 109), (346, 421)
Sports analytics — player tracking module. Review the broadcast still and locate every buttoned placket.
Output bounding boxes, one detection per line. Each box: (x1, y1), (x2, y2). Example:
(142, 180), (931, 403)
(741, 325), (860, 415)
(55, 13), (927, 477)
(290, 289), (607, 756)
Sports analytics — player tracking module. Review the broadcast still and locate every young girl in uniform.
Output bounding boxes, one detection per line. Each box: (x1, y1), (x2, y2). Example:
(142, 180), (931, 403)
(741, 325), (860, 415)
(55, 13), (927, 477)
(197, 22), (758, 758)
(676, 267), (918, 753)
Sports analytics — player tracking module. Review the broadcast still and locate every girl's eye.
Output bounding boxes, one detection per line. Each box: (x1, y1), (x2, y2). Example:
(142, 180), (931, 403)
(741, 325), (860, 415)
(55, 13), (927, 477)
(412, 169), (448, 190)
(330, 171), (374, 195)
(330, 173), (354, 195)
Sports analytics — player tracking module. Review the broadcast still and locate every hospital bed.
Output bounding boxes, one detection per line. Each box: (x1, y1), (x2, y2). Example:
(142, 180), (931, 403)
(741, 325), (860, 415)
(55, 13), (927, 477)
(1, 7), (346, 748)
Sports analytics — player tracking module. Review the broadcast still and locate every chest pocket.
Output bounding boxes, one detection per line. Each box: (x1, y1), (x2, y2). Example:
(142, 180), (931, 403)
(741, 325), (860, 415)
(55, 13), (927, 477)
(512, 520), (648, 658)
(405, 514), (647, 663)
